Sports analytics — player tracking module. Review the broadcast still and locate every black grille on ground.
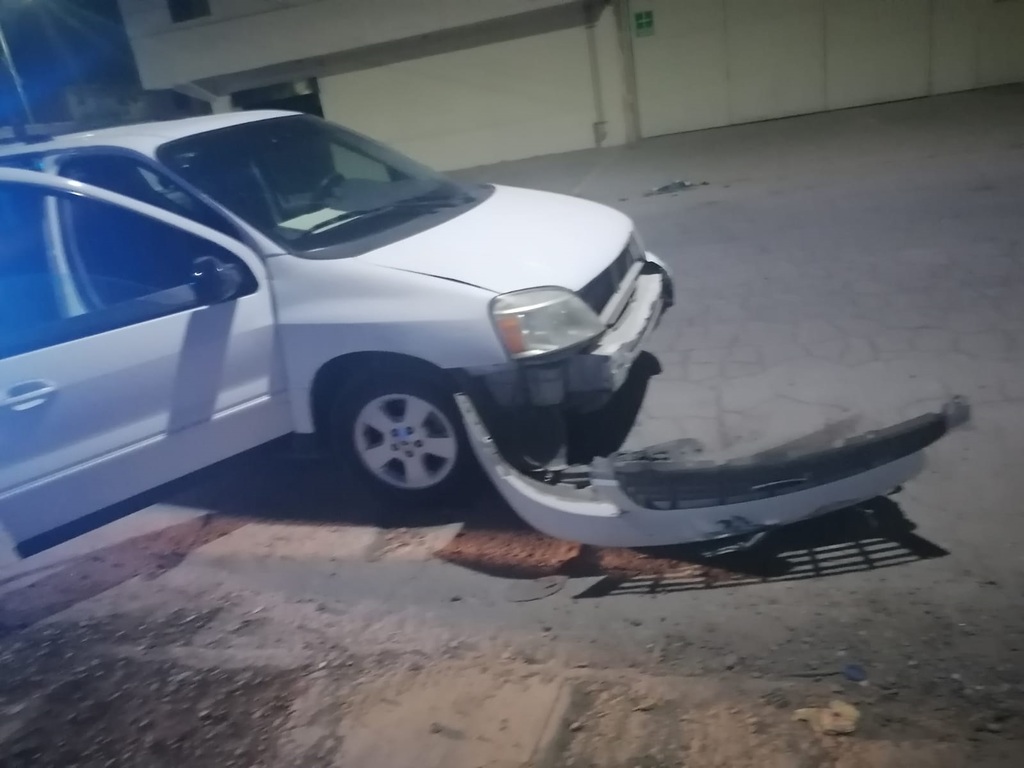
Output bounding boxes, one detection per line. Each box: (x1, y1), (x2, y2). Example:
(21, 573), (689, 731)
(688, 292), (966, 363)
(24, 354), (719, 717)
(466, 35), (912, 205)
(577, 241), (637, 315)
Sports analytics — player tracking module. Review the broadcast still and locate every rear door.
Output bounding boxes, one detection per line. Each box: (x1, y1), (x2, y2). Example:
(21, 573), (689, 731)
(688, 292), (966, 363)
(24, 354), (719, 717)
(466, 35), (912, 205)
(0, 170), (287, 555)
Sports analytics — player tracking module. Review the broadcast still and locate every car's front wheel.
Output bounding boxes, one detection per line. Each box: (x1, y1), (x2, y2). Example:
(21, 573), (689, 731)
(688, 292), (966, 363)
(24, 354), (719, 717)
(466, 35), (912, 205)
(329, 369), (478, 504)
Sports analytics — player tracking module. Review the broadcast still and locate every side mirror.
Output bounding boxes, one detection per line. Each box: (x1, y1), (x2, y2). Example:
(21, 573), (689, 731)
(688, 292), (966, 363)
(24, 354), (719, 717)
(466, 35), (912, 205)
(192, 255), (244, 305)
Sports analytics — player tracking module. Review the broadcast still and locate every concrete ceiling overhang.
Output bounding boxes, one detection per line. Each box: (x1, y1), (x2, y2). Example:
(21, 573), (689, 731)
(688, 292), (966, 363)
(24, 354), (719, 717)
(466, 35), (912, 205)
(177, 0), (599, 99)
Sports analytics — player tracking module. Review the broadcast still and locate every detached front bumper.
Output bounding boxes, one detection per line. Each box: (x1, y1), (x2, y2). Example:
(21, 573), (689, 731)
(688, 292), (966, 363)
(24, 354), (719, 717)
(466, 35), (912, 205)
(456, 394), (970, 548)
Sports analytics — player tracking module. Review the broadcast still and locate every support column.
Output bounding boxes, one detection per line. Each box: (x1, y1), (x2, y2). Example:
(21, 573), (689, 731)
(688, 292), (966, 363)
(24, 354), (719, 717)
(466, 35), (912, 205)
(211, 96), (234, 114)
(612, 0), (641, 143)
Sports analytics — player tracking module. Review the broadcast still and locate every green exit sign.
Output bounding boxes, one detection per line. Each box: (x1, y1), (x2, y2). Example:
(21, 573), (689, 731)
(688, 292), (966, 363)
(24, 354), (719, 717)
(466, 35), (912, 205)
(633, 9), (654, 37)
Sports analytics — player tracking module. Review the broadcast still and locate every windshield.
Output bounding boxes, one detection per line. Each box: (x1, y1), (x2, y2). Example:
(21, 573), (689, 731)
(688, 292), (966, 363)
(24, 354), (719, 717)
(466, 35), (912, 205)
(158, 115), (477, 253)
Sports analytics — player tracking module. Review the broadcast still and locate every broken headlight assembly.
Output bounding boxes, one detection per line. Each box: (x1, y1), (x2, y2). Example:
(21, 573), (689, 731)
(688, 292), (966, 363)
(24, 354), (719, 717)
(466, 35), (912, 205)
(491, 287), (605, 360)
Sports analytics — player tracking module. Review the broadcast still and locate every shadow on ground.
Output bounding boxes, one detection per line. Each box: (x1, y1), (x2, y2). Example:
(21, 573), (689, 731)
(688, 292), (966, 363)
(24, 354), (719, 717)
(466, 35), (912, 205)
(0, 514), (246, 636)
(1, 351), (948, 633)
(569, 498), (949, 598)
(0, 352), (657, 634)
(429, 495), (948, 598)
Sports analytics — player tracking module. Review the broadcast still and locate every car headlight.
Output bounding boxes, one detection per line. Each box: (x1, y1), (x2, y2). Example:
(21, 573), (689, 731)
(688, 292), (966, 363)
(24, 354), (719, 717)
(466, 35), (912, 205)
(491, 287), (605, 359)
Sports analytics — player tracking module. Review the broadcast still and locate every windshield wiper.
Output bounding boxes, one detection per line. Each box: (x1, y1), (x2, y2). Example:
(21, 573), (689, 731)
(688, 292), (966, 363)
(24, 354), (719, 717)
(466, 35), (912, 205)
(305, 195), (470, 236)
(304, 206), (391, 235)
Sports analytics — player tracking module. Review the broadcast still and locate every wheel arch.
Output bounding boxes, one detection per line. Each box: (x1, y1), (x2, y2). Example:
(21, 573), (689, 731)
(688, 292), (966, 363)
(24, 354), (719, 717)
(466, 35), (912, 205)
(309, 351), (458, 450)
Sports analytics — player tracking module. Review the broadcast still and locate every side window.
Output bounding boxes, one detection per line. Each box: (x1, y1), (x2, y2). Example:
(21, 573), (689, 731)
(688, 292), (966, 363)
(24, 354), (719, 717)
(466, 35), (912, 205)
(0, 186), (62, 357)
(0, 182), (256, 360)
(0, 153), (44, 172)
(58, 155), (240, 239)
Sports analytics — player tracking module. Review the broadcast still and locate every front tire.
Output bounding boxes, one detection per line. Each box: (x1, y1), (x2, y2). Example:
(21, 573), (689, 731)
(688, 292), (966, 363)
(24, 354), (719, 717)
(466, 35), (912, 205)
(329, 368), (478, 505)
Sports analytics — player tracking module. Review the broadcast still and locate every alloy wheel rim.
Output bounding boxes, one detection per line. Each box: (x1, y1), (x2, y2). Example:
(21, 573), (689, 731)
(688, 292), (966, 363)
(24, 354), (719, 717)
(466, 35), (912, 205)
(353, 394), (458, 489)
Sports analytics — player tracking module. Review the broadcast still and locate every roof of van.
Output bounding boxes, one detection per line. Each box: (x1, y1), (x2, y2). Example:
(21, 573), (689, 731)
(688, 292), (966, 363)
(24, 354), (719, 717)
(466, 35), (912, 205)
(0, 110), (298, 159)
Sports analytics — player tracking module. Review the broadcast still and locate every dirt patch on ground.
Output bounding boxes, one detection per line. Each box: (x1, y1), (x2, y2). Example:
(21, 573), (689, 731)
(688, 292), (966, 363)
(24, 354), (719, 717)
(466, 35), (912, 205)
(317, 662), (569, 768)
(562, 674), (1023, 768)
(0, 575), (1021, 768)
(435, 529), (582, 579)
(0, 611), (302, 768)
(367, 524), (463, 562)
(0, 515), (251, 637)
(433, 528), (748, 586)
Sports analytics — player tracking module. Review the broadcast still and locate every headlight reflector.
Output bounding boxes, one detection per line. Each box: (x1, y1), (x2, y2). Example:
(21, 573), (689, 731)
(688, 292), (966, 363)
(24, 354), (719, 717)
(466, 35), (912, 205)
(491, 287), (604, 359)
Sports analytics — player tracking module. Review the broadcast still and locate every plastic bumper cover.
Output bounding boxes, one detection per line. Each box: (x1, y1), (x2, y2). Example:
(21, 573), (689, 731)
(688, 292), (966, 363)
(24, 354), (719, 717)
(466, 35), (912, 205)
(456, 394), (970, 548)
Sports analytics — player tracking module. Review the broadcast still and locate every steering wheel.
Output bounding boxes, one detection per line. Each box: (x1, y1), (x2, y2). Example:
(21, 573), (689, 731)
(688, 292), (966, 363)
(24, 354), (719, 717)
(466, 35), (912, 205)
(314, 172), (347, 202)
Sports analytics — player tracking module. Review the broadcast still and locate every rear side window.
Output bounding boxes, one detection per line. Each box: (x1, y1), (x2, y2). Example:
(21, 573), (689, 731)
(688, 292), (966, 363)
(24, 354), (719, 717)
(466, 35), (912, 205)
(0, 153), (44, 172)
(0, 182), (256, 360)
(58, 154), (240, 239)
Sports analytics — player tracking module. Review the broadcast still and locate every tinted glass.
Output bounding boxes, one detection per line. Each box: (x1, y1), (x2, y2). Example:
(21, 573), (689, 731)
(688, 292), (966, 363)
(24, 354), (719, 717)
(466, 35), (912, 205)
(0, 185), (62, 353)
(0, 182), (255, 359)
(159, 115), (480, 253)
(59, 154), (239, 238)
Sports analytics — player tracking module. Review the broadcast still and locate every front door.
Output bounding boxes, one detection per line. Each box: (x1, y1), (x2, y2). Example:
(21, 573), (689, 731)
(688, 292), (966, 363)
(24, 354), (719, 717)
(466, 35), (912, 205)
(0, 171), (287, 555)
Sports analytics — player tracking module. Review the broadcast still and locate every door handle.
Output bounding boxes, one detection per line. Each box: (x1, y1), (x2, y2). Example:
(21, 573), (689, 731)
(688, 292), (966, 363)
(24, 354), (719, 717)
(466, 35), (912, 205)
(1, 381), (57, 412)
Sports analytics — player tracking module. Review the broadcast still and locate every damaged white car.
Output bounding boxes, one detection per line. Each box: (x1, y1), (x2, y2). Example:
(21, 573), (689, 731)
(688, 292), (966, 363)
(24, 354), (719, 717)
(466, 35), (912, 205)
(0, 112), (968, 557)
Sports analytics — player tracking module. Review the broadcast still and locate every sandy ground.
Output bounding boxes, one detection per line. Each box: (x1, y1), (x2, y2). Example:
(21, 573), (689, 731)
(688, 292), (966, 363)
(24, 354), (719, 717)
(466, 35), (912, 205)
(3, 87), (1024, 766)
(1, 513), (1021, 767)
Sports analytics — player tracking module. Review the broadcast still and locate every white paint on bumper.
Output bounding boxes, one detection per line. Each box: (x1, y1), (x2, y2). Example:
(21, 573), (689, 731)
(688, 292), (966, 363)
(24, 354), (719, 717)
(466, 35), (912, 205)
(457, 394), (969, 548)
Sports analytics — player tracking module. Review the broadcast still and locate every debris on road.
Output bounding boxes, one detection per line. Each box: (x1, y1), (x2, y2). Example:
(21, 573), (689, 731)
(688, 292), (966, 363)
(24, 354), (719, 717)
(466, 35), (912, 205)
(505, 575), (568, 603)
(762, 689), (791, 709)
(843, 663), (868, 683)
(970, 709), (1013, 735)
(787, 668), (840, 679)
(643, 180), (709, 196)
(794, 700), (861, 736)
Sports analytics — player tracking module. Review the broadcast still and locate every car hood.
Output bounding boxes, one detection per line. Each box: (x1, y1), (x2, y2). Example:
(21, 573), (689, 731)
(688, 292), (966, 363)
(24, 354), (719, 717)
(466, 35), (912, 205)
(357, 185), (633, 294)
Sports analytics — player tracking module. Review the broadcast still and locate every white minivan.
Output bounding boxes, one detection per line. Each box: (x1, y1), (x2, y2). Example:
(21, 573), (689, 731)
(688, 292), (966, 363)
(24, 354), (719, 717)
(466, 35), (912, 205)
(0, 112), (968, 556)
(0, 111), (671, 551)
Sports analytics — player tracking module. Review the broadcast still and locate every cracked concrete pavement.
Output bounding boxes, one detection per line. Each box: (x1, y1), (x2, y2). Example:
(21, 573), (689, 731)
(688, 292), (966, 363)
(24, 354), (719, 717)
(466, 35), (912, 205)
(2, 86), (1024, 766)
